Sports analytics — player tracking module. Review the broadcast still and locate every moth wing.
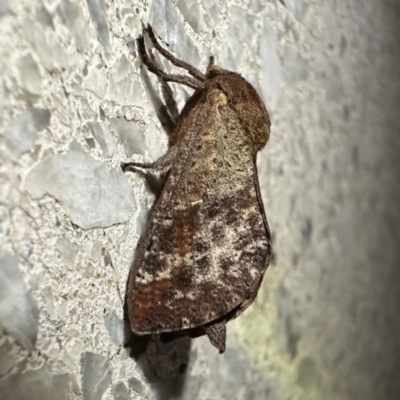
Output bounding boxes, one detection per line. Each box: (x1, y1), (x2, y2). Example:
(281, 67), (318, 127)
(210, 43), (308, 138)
(127, 102), (271, 334)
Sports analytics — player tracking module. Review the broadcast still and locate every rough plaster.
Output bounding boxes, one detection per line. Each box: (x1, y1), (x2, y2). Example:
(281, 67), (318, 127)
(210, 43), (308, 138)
(1, 0), (400, 399)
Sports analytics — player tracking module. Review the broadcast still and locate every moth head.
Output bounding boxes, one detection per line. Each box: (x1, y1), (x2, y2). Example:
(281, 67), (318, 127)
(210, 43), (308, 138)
(206, 67), (271, 151)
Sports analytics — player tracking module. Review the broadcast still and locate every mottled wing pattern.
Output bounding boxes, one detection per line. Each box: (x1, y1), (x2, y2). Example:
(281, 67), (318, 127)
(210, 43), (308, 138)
(127, 90), (271, 334)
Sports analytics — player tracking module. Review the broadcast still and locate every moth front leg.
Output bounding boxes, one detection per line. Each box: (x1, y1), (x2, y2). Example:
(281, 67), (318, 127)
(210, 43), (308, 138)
(121, 145), (178, 174)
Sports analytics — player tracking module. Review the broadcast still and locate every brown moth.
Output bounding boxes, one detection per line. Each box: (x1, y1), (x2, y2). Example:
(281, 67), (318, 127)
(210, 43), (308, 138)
(122, 26), (272, 353)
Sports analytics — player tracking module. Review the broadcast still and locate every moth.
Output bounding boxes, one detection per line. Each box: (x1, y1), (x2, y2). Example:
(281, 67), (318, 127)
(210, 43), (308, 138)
(123, 26), (272, 353)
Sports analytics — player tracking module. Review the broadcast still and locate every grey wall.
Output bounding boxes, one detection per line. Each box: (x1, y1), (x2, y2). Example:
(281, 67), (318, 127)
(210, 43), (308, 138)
(0, 0), (400, 399)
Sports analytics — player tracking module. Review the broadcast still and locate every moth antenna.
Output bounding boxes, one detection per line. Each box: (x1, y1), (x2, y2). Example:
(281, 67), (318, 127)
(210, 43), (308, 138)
(137, 35), (205, 91)
(145, 25), (207, 83)
(206, 55), (216, 75)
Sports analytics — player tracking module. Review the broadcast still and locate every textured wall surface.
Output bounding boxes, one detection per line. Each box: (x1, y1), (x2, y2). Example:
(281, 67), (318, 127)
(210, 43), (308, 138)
(1, 0), (400, 399)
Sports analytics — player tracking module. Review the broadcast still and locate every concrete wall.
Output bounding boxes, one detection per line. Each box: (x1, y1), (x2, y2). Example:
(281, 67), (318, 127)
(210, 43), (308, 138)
(1, 0), (399, 399)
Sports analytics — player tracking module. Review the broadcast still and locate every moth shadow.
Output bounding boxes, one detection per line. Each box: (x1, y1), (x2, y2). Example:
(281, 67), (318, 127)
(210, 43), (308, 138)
(124, 303), (192, 399)
(134, 66), (178, 200)
(142, 170), (168, 200)
(140, 62), (179, 140)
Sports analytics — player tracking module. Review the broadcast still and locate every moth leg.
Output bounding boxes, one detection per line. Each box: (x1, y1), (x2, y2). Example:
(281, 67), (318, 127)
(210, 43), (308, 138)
(205, 321), (226, 354)
(138, 33), (204, 90)
(145, 26), (206, 83)
(121, 145), (178, 173)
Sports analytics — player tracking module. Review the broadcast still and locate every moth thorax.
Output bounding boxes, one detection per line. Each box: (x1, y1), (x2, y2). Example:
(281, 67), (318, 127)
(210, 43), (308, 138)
(208, 89), (228, 107)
